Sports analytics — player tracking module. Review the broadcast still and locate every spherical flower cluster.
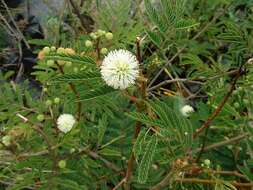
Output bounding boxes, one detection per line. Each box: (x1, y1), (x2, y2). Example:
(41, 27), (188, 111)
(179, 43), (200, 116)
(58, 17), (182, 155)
(180, 105), (194, 117)
(101, 49), (139, 90)
(57, 114), (76, 133)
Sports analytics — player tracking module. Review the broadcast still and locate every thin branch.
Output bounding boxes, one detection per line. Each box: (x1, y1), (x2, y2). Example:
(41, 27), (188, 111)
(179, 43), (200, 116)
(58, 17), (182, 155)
(196, 133), (249, 152)
(193, 66), (244, 138)
(148, 6), (228, 88)
(174, 178), (253, 188)
(148, 79), (203, 92)
(56, 64), (82, 121)
(68, 0), (89, 33)
(0, 0), (31, 49)
(150, 170), (178, 190)
(124, 37), (145, 190)
(113, 37), (145, 190)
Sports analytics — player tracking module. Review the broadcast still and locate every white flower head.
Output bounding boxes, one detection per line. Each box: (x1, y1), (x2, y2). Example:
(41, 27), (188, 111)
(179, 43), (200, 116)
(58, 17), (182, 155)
(57, 114), (76, 133)
(180, 105), (194, 117)
(101, 49), (139, 90)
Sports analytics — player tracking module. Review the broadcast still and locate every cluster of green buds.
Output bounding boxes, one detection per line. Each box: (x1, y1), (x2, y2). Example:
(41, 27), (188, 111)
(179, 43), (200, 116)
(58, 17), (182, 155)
(45, 97), (61, 107)
(89, 29), (113, 40)
(36, 98), (61, 122)
(201, 159), (211, 168)
(38, 46), (76, 67)
(85, 29), (113, 55)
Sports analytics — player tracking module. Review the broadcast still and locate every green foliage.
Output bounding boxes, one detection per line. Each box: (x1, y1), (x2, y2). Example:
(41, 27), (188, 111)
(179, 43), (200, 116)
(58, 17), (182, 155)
(144, 0), (199, 48)
(0, 0), (253, 189)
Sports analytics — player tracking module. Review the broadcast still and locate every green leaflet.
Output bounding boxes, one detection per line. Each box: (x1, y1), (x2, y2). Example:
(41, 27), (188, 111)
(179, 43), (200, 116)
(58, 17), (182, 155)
(144, 0), (168, 33)
(126, 112), (164, 128)
(45, 53), (96, 65)
(97, 115), (108, 147)
(79, 85), (118, 101)
(51, 70), (101, 83)
(146, 30), (163, 47)
(133, 129), (149, 161)
(137, 135), (158, 183)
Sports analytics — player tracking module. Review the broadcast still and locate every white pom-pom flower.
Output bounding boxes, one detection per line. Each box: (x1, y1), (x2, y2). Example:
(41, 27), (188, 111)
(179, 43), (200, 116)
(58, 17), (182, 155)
(180, 105), (194, 117)
(101, 49), (139, 90)
(57, 114), (76, 133)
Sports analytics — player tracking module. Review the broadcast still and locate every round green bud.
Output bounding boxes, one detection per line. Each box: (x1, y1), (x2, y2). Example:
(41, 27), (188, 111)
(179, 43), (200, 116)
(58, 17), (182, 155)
(80, 66), (87, 71)
(42, 88), (48, 92)
(204, 159), (211, 166)
(100, 48), (108, 55)
(90, 32), (97, 40)
(58, 61), (66, 66)
(105, 32), (113, 40)
(16, 175), (24, 181)
(233, 90), (239, 95)
(46, 60), (54, 67)
(70, 148), (75, 154)
(37, 114), (45, 122)
(243, 99), (249, 105)
(57, 47), (65, 54)
(234, 101), (240, 107)
(54, 97), (60, 104)
(43, 47), (50, 54)
(233, 102), (240, 108)
(85, 40), (93, 48)
(45, 100), (52, 106)
(58, 160), (66, 169)
(2, 135), (11, 146)
(97, 29), (106, 36)
(65, 62), (72, 67)
(50, 46), (56, 51)
(73, 67), (79, 73)
(152, 164), (158, 170)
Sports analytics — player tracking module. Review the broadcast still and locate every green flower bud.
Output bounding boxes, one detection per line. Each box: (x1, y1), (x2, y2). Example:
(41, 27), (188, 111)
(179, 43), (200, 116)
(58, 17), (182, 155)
(204, 159), (211, 166)
(45, 100), (52, 106)
(90, 32), (97, 40)
(243, 99), (249, 105)
(85, 40), (93, 47)
(97, 29), (106, 36)
(233, 102), (240, 108)
(46, 60), (54, 67)
(100, 48), (108, 55)
(70, 148), (75, 153)
(57, 47), (65, 54)
(65, 62), (72, 67)
(16, 175), (24, 181)
(58, 160), (66, 169)
(58, 61), (66, 66)
(43, 47), (50, 54)
(73, 67), (79, 73)
(37, 114), (45, 122)
(2, 135), (11, 146)
(54, 97), (60, 104)
(50, 46), (56, 52)
(42, 88), (48, 92)
(105, 32), (113, 40)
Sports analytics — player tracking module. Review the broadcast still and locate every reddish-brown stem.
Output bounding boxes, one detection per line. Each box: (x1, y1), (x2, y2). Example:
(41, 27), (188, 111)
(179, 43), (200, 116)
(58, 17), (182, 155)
(56, 64), (82, 121)
(174, 178), (253, 188)
(193, 66), (244, 139)
(113, 37), (144, 190)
